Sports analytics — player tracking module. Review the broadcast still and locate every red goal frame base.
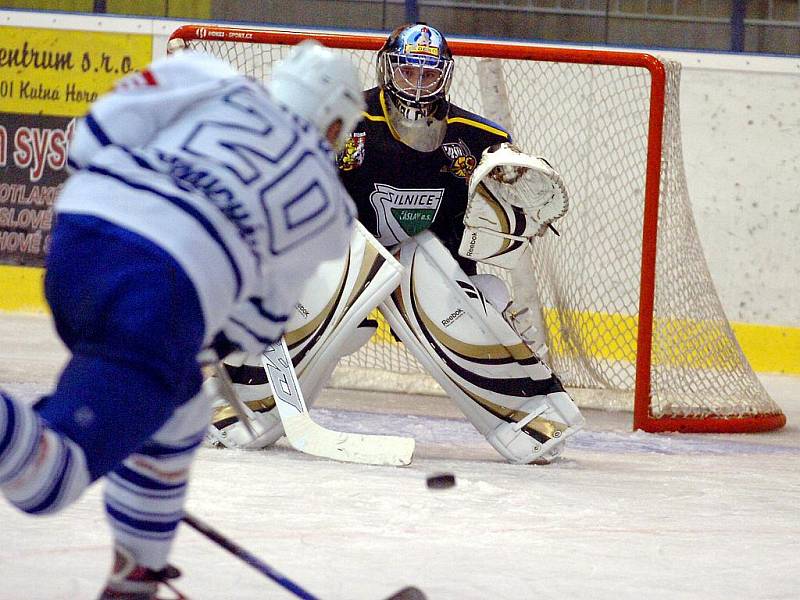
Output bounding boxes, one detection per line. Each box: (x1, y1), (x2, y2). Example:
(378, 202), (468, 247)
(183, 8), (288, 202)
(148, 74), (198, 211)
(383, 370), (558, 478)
(636, 412), (787, 434)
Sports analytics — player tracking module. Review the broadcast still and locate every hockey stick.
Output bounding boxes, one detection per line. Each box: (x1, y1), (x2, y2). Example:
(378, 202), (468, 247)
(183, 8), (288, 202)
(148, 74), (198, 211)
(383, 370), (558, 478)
(183, 512), (318, 600)
(261, 338), (415, 466)
(205, 354), (259, 438)
(183, 512), (426, 600)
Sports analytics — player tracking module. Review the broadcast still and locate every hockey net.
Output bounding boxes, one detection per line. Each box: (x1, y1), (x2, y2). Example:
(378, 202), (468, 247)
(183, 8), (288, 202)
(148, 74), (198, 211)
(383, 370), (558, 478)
(168, 25), (785, 433)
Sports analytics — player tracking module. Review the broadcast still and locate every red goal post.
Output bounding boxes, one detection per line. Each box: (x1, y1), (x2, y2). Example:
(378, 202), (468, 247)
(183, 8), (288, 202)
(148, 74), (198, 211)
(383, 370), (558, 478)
(168, 24), (785, 434)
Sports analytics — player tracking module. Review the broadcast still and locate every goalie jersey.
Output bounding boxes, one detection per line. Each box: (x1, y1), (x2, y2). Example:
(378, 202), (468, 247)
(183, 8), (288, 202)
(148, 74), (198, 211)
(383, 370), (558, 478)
(338, 87), (510, 272)
(60, 52), (355, 353)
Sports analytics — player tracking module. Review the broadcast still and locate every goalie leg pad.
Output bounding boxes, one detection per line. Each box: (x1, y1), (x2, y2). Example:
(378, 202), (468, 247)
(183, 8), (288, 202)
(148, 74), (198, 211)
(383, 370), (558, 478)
(380, 232), (584, 463)
(208, 319), (381, 450)
(206, 357), (284, 450)
(208, 223), (400, 450)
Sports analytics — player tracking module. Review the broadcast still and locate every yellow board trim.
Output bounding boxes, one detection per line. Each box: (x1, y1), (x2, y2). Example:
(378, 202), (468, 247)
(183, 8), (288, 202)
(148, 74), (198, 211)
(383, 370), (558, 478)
(2, 1), (210, 18)
(367, 304), (800, 376)
(0, 265), (47, 312)
(3, 265), (797, 375)
(729, 321), (800, 374)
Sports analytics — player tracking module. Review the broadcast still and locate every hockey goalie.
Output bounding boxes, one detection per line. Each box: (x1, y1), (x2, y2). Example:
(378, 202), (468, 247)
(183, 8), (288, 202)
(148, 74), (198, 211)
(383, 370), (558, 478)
(210, 140), (584, 464)
(208, 24), (584, 464)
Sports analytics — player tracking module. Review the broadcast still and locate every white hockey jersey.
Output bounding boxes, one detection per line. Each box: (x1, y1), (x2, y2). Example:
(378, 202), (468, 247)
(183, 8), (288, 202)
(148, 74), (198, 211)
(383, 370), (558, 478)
(59, 51), (355, 353)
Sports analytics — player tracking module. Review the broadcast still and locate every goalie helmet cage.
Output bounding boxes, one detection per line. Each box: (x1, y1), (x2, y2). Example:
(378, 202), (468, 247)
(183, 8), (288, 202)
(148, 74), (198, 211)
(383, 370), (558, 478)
(168, 25), (785, 434)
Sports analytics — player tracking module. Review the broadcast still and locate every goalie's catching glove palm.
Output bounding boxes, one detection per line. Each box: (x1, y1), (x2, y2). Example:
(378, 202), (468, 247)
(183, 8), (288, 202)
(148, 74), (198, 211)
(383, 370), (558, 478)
(459, 143), (569, 269)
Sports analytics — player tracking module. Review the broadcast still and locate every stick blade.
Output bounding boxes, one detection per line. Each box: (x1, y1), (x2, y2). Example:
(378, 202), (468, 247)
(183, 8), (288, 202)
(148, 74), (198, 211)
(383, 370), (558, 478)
(262, 340), (415, 466)
(326, 434), (415, 467)
(283, 414), (415, 466)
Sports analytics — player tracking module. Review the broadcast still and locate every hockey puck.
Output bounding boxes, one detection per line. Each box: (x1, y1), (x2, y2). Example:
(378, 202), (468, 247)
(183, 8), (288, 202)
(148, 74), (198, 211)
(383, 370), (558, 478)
(426, 473), (456, 489)
(385, 586), (427, 600)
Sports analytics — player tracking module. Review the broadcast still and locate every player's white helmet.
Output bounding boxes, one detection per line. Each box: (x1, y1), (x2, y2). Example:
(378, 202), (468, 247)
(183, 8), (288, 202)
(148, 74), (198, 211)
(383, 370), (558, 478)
(270, 40), (365, 151)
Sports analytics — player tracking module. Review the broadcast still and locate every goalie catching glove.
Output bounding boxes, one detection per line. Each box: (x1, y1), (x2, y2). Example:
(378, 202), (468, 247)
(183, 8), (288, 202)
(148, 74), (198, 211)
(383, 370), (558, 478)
(458, 143), (569, 269)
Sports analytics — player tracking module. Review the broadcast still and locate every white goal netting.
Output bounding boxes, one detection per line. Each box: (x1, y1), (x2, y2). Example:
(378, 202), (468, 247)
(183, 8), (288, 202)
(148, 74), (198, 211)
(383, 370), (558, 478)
(168, 27), (784, 432)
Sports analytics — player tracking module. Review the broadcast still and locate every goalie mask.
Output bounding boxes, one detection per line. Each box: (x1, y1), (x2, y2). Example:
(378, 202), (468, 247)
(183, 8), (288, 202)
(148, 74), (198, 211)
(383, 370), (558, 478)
(377, 23), (454, 152)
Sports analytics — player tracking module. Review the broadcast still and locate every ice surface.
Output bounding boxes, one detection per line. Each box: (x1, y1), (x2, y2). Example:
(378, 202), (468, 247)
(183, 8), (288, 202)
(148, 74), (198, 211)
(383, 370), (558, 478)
(1, 313), (798, 600)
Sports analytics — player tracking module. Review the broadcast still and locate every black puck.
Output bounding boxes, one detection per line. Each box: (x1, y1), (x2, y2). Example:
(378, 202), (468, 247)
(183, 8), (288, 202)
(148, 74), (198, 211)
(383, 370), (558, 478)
(385, 586), (427, 600)
(426, 473), (456, 489)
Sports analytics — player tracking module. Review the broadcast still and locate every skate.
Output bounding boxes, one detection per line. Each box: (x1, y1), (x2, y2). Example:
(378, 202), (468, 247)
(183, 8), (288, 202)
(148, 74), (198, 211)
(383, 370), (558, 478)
(97, 545), (186, 600)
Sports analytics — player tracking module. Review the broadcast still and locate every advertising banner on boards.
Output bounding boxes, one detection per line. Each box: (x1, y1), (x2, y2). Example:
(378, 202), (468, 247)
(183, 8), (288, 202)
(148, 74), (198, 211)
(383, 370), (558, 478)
(0, 26), (152, 266)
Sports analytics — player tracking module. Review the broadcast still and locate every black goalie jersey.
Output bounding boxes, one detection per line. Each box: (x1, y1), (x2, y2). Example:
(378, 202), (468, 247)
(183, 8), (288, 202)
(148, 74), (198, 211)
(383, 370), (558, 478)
(338, 87), (510, 273)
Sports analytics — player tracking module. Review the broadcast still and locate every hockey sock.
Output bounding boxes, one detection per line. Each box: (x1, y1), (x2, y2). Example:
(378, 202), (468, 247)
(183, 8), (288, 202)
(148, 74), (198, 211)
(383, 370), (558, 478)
(103, 434), (204, 570)
(0, 391), (91, 514)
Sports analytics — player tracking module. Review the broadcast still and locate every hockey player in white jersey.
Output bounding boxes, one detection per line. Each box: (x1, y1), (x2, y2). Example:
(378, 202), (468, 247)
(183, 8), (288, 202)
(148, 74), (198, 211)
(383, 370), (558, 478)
(0, 41), (364, 599)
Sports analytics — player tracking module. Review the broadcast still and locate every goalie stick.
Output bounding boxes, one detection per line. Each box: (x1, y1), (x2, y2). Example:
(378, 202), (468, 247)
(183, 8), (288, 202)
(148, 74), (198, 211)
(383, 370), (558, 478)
(261, 337), (415, 466)
(183, 512), (425, 600)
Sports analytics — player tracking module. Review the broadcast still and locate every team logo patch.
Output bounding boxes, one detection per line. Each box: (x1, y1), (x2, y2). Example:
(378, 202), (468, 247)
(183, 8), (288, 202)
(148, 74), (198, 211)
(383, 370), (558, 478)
(369, 184), (445, 245)
(441, 139), (477, 178)
(338, 132), (366, 171)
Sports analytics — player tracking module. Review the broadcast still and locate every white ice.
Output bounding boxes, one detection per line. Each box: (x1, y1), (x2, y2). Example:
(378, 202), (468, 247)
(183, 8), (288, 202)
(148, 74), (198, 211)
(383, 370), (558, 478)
(1, 313), (798, 600)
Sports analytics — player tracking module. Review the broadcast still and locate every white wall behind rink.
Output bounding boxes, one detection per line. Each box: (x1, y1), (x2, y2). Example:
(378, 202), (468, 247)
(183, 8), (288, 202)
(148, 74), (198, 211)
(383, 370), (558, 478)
(3, 10), (798, 329)
(677, 63), (799, 328)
